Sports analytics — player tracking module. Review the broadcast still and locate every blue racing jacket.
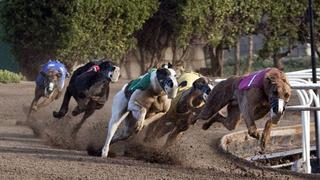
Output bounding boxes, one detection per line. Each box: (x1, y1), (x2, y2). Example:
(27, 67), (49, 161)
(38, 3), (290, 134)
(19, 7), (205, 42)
(35, 60), (68, 91)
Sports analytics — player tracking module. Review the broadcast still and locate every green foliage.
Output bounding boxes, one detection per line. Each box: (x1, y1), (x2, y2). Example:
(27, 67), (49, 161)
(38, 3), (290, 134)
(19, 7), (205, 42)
(173, 0), (264, 48)
(62, 0), (159, 62)
(0, 70), (24, 83)
(0, 0), (158, 77)
(258, 0), (307, 58)
(1, 0), (320, 77)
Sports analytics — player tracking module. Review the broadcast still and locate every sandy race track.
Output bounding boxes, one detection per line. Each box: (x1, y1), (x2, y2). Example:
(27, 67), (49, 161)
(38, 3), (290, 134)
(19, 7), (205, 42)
(0, 80), (318, 179)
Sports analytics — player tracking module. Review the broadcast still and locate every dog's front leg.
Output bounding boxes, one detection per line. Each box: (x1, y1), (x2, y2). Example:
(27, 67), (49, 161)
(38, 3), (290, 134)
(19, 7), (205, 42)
(144, 112), (166, 125)
(37, 89), (58, 109)
(242, 110), (260, 140)
(131, 106), (147, 133)
(261, 119), (273, 151)
(261, 114), (282, 151)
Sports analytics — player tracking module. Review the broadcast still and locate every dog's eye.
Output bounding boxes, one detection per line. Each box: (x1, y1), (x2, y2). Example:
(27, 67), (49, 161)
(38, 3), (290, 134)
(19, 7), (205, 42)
(284, 92), (290, 99)
(272, 88), (278, 95)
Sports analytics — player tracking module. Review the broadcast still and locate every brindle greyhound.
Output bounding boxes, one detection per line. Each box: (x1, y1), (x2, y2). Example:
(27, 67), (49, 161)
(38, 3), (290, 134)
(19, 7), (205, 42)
(53, 60), (120, 138)
(193, 68), (291, 150)
(144, 72), (213, 146)
(88, 65), (179, 158)
(28, 60), (68, 118)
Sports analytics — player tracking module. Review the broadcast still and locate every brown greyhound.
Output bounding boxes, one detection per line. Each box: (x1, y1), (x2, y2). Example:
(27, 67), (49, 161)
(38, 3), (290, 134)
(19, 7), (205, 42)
(193, 68), (291, 151)
(145, 72), (213, 146)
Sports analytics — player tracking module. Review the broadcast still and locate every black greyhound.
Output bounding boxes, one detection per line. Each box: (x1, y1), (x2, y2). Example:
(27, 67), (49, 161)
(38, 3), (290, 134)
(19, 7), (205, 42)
(53, 60), (120, 137)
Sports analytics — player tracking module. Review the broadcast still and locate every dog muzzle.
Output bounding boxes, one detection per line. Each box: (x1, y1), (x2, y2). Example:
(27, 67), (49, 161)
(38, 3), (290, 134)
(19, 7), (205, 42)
(270, 98), (286, 118)
(108, 66), (120, 83)
(162, 78), (178, 99)
(201, 86), (212, 102)
(165, 85), (178, 99)
(45, 82), (55, 97)
(202, 93), (209, 102)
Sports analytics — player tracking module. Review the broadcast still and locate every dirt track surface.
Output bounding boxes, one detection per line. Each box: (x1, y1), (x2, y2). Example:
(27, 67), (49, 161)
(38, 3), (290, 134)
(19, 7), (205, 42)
(0, 81), (318, 179)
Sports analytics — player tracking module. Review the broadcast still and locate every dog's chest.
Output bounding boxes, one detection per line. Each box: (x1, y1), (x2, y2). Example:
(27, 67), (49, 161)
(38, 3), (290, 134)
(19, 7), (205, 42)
(149, 96), (167, 111)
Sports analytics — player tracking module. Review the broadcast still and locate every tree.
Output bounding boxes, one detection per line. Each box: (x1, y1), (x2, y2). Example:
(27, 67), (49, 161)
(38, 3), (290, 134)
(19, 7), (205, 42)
(0, 0), (158, 78)
(234, 40), (240, 75)
(169, 0), (264, 76)
(257, 0), (307, 70)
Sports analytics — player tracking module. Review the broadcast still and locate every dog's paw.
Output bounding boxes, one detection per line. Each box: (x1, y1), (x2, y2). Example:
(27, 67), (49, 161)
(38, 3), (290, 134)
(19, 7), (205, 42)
(202, 122), (211, 130)
(71, 110), (80, 116)
(248, 130), (260, 140)
(101, 148), (109, 158)
(53, 111), (64, 118)
(31, 106), (38, 111)
(134, 124), (144, 133)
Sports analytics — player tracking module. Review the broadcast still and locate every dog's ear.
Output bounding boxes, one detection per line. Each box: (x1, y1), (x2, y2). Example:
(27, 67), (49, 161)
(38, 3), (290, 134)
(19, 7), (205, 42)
(56, 72), (62, 78)
(266, 73), (276, 82)
(178, 80), (188, 87)
(193, 77), (206, 87)
(161, 63), (173, 69)
(156, 68), (170, 77)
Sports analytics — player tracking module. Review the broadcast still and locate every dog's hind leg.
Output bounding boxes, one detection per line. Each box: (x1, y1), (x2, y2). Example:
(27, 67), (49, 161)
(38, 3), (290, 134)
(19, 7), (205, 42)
(110, 106), (147, 144)
(53, 87), (72, 118)
(28, 87), (43, 119)
(110, 116), (135, 143)
(71, 102), (96, 139)
(202, 101), (241, 130)
(101, 111), (129, 157)
(165, 124), (187, 147)
(144, 116), (174, 142)
(28, 97), (40, 118)
(101, 89), (129, 158)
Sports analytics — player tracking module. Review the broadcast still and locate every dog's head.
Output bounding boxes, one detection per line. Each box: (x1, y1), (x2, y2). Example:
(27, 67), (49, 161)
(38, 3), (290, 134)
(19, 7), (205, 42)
(156, 65), (178, 99)
(98, 61), (120, 83)
(264, 68), (291, 120)
(184, 77), (213, 108)
(40, 68), (61, 97)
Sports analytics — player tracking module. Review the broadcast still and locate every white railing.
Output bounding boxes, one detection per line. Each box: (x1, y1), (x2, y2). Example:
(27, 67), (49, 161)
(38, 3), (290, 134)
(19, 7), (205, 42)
(214, 68), (320, 174)
(286, 69), (320, 174)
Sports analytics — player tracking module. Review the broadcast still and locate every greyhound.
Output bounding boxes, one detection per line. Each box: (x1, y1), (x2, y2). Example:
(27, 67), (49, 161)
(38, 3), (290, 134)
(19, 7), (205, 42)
(87, 64), (179, 158)
(144, 72), (213, 146)
(28, 60), (68, 118)
(193, 68), (291, 150)
(53, 60), (120, 138)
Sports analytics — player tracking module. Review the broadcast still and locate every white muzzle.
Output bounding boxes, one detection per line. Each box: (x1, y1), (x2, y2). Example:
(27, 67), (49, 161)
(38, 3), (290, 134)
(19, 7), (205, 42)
(109, 66), (120, 83)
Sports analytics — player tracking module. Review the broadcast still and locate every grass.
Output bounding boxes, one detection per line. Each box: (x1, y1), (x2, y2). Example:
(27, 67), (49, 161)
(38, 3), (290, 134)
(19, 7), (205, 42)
(0, 69), (24, 83)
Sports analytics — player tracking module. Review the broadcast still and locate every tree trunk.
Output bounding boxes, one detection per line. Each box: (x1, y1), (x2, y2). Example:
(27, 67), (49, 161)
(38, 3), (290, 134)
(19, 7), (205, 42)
(209, 44), (224, 77)
(244, 35), (253, 74)
(172, 42), (178, 65)
(138, 47), (146, 74)
(234, 40), (241, 75)
(272, 56), (284, 70)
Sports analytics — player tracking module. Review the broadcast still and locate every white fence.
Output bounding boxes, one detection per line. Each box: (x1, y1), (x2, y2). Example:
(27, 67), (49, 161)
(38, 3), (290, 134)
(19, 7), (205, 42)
(286, 69), (320, 173)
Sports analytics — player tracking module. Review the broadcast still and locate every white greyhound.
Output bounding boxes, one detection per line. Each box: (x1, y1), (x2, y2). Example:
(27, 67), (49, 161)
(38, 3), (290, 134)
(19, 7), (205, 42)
(100, 66), (179, 158)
